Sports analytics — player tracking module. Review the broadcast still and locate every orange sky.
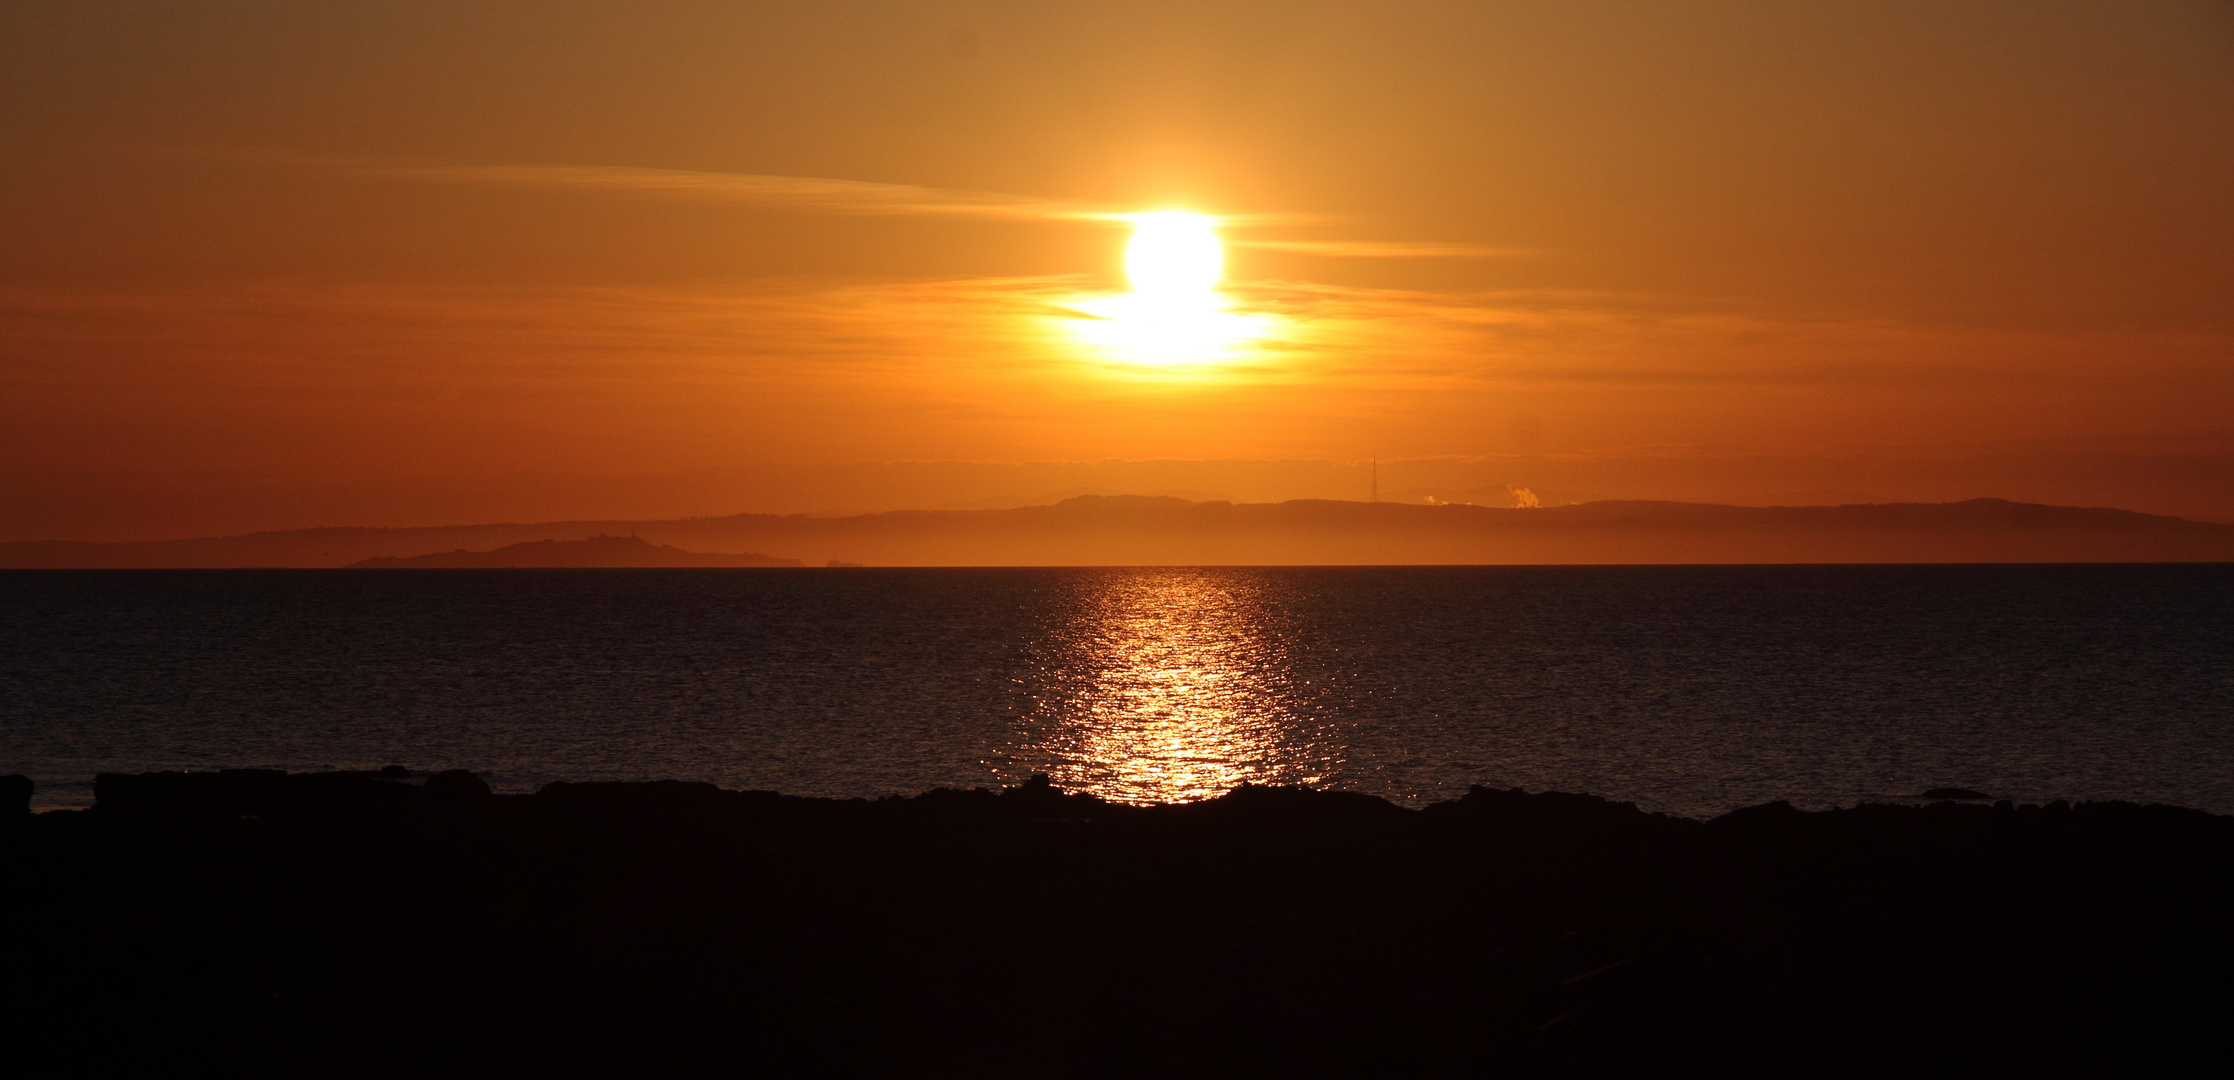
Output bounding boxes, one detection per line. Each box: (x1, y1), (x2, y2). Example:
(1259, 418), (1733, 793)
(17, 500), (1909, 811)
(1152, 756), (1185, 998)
(3, 1), (2231, 540)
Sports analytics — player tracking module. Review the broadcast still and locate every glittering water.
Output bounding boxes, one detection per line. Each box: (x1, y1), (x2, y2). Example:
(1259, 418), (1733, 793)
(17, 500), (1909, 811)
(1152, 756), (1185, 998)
(1018, 570), (1333, 803)
(3, 566), (2230, 815)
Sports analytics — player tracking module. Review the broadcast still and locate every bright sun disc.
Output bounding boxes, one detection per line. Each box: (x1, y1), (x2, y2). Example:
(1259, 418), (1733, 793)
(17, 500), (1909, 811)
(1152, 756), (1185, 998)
(1059, 208), (1271, 369)
(1125, 212), (1222, 296)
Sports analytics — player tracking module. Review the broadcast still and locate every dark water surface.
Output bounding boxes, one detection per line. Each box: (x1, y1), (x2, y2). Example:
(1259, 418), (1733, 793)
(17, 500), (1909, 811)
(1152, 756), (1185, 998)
(3, 566), (2229, 815)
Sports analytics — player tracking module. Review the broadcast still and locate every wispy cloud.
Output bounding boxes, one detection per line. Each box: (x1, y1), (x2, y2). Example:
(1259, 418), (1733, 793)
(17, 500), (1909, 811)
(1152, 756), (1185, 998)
(189, 149), (1525, 254)
(373, 161), (1125, 223)
(1230, 239), (1528, 259)
(10, 276), (2229, 494)
(307, 154), (1440, 237)
(381, 161), (1348, 228)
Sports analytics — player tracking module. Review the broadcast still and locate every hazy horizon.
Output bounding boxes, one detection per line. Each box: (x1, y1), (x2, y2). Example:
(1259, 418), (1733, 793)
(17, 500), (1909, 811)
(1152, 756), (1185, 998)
(8, 448), (2233, 544)
(10, 493), (2229, 568)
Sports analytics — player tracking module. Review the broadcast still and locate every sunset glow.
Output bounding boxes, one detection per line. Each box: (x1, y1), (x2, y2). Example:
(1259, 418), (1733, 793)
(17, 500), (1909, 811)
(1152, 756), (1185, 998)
(0, 2), (2228, 539)
(1060, 212), (1275, 368)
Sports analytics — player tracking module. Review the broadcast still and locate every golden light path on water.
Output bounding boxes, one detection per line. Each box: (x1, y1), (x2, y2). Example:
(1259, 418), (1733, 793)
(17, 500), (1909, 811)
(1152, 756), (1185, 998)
(1009, 216), (1316, 795)
(1017, 570), (1343, 804)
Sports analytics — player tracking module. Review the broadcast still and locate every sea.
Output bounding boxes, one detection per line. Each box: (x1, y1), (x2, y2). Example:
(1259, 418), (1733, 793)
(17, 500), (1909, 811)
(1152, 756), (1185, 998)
(3, 565), (2230, 816)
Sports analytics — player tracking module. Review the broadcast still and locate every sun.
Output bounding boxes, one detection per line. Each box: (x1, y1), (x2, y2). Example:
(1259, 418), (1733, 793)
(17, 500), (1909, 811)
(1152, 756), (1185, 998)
(1124, 212), (1223, 297)
(1056, 208), (1270, 369)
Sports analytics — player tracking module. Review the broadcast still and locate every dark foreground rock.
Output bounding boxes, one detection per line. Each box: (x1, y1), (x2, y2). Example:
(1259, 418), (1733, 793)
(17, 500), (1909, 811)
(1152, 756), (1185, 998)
(4, 772), (2230, 1078)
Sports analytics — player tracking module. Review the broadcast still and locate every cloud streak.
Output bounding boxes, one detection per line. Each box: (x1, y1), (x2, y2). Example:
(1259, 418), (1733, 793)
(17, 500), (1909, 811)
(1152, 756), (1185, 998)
(1231, 239), (1528, 259)
(374, 161), (1125, 222)
(337, 156), (1499, 250)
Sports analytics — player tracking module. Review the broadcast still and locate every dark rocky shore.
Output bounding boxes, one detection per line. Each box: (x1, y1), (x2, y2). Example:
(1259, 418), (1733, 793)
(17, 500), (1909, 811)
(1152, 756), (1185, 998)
(4, 771), (2230, 1077)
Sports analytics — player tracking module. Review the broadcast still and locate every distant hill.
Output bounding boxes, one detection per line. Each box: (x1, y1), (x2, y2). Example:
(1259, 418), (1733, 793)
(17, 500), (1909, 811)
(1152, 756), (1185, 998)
(348, 535), (800, 568)
(3, 496), (2230, 567)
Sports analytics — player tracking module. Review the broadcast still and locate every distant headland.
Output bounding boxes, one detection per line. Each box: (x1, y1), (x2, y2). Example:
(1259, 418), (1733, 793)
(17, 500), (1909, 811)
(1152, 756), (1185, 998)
(3, 494), (2231, 567)
(346, 534), (801, 568)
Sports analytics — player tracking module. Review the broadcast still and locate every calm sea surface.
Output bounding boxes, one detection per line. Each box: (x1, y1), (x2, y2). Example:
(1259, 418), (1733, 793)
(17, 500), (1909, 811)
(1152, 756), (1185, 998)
(3, 566), (2230, 815)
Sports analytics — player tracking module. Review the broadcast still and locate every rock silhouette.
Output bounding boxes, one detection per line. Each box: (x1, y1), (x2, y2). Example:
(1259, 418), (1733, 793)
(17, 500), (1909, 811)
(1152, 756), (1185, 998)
(3, 770), (2229, 1076)
(423, 768), (493, 802)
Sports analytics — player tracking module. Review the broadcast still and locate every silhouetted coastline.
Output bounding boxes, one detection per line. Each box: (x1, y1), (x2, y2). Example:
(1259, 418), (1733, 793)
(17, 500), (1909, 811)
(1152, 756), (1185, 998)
(345, 533), (801, 568)
(7, 495), (2232, 567)
(4, 769), (2228, 1077)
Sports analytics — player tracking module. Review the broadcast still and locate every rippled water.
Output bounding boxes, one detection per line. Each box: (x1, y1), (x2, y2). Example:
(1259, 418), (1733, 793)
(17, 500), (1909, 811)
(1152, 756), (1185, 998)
(3, 566), (2230, 815)
(1018, 570), (1332, 802)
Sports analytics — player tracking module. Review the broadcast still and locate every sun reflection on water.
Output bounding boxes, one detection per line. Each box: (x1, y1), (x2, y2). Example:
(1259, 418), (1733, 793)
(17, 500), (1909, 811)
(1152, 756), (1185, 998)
(1014, 570), (1341, 804)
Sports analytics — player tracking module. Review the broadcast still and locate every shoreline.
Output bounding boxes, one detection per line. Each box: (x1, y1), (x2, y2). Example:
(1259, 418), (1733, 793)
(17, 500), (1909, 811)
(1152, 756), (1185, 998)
(12, 767), (2217, 818)
(2, 767), (2202, 818)
(6, 770), (2231, 1075)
